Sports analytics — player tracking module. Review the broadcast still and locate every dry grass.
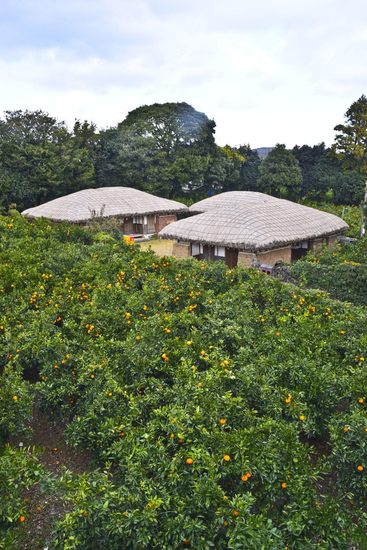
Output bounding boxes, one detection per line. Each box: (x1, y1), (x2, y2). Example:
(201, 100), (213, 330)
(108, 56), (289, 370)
(22, 187), (188, 222)
(139, 239), (175, 257)
(161, 193), (348, 252)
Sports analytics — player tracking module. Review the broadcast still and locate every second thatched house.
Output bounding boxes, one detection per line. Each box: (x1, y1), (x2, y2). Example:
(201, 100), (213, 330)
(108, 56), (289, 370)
(22, 187), (188, 235)
(159, 192), (348, 268)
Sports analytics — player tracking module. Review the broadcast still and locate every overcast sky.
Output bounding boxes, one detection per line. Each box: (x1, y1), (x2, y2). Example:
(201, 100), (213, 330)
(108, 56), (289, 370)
(1, 0), (366, 148)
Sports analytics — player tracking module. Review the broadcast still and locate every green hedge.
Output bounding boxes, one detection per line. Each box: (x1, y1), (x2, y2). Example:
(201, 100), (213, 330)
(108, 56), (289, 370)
(291, 262), (367, 305)
(300, 202), (363, 237)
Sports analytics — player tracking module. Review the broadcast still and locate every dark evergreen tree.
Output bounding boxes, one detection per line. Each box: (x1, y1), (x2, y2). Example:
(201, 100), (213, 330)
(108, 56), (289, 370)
(259, 144), (302, 200)
(237, 145), (260, 191)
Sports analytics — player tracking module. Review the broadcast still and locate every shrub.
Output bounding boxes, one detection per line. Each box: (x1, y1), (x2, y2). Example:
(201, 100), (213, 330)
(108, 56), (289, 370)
(0, 366), (32, 443)
(0, 445), (44, 544)
(0, 214), (367, 547)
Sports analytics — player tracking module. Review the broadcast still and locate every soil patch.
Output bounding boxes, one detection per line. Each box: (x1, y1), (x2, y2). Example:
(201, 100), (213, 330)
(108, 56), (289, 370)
(11, 400), (93, 549)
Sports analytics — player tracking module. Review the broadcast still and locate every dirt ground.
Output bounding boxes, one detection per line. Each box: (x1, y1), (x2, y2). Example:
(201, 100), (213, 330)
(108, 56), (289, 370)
(11, 401), (92, 549)
(139, 238), (175, 257)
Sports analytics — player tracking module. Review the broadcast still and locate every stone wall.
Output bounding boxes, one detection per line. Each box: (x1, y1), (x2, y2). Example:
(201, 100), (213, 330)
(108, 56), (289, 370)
(237, 252), (256, 268)
(256, 246), (292, 265)
(327, 234), (338, 248)
(310, 237), (324, 252)
(172, 241), (191, 258)
(310, 233), (339, 252)
(237, 247), (293, 268)
(155, 214), (177, 233)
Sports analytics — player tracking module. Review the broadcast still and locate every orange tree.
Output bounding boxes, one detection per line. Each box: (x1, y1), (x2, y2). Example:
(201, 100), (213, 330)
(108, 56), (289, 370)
(0, 214), (366, 548)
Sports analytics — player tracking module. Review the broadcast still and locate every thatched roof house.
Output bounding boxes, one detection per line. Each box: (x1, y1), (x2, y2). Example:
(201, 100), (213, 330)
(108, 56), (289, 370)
(159, 192), (348, 268)
(22, 187), (188, 235)
(189, 191), (279, 213)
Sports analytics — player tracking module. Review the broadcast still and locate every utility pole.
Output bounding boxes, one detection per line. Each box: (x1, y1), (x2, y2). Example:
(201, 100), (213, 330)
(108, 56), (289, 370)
(362, 180), (367, 237)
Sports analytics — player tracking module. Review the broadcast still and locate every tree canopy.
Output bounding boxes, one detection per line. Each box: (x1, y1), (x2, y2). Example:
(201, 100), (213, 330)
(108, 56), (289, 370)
(0, 111), (96, 210)
(120, 102), (216, 153)
(0, 98), (365, 210)
(237, 145), (260, 191)
(96, 103), (219, 198)
(332, 94), (367, 175)
(259, 144), (302, 200)
(292, 143), (328, 199)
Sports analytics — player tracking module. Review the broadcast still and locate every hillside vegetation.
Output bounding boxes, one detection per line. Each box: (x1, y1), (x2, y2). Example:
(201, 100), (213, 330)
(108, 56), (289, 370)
(0, 215), (366, 549)
(291, 237), (367, 306)
(1, 95), (366, 209)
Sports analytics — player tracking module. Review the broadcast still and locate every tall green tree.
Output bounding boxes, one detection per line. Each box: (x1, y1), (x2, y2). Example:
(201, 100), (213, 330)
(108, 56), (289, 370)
(0, 110), (96, 209)
(97, 102), (217, 198)
(332, 170), (365, 205)
(96, 120), (169, 192)
(292, 143), (328, 198)
(259, 144), (302, 200)
(332, 95), (367, 175)
(308, 155), (340, 200)
(237, 145), (260, 191)
(203, 146), (246, 193)
(120, 102), (216, 154)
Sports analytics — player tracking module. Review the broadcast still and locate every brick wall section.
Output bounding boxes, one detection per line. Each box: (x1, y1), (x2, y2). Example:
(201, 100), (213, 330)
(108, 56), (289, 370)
(155, 214), (177, 233)
(172, 241), (191, 258)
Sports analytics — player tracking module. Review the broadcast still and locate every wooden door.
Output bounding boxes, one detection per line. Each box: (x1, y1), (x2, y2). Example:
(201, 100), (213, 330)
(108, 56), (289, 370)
(123, 218), (133, 234)
(225, 248), (238, 268)
(203, 245), (215, 261)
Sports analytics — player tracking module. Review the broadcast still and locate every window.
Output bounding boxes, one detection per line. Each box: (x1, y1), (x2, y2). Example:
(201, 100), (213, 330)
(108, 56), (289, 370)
(192, 243), (203, 256)
(293, 240), (309, 250)
(214, 246), (225, 258)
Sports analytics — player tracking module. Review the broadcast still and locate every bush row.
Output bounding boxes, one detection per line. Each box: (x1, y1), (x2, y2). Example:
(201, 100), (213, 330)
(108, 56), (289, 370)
(0, 215), (366, 548)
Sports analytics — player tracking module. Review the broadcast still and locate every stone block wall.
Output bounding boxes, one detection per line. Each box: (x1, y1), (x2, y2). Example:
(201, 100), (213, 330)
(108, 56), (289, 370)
(256, 246), (292, 265)
(310, 237), (324, 252)
(310, 234), (339, 252)
(172, 241), (191, 258)
(327, 234), (338, 248)
(237, 252), (256, 267)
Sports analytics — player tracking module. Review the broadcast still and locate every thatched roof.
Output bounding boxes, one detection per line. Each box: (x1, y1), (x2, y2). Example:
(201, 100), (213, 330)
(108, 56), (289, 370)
(189, 191), (279, 213)
(160, 192), (349, 252)
(22, 187), (188, 222)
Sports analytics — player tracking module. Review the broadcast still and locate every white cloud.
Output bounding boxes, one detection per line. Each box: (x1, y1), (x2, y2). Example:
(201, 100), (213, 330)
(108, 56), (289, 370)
(0, 0), (366, 147)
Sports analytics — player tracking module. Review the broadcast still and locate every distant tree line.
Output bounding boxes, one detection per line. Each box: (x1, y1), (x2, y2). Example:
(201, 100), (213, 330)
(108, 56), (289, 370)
(0, 96), (366, 211)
